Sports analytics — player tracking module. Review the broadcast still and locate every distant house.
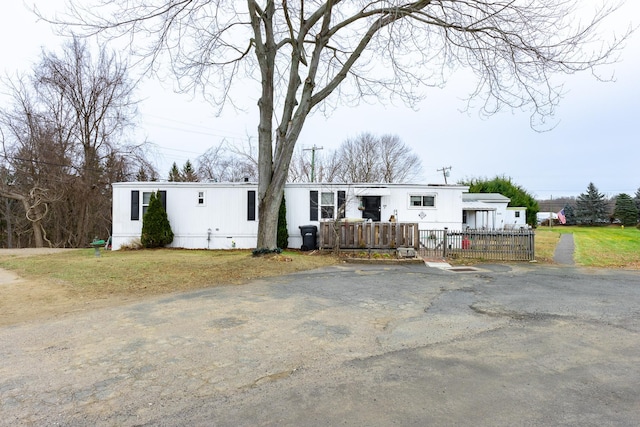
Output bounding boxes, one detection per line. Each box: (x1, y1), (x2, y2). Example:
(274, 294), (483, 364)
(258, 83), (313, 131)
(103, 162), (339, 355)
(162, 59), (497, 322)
(111, 182), (520, 250)
(536, 211), (558, 224)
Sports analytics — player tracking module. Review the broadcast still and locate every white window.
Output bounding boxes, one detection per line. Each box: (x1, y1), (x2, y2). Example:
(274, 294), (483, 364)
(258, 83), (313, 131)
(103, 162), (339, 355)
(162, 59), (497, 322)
(142, 192), (152, 216)
(409, 194), (435, 208)
(197, 191), (206, 206)
(321, 192), (335, 219)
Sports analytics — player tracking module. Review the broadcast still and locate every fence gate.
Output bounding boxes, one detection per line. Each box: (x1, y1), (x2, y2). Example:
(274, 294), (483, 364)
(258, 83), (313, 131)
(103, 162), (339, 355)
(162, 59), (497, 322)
(419, 228), (535, 261)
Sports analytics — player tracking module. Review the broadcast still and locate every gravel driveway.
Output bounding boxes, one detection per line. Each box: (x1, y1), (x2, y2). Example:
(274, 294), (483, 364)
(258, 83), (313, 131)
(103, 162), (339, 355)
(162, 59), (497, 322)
(1, 262), (639, 426)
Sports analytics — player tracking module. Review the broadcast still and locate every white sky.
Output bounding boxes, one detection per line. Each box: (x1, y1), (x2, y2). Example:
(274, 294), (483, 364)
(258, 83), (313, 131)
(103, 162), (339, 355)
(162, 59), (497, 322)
(2, 1), (639, 199)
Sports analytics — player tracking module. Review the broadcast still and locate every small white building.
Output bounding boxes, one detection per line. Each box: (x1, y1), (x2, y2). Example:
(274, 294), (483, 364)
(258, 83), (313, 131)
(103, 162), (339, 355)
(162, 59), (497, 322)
(111, 181), (518, 250)
(504, 206), (528, 229)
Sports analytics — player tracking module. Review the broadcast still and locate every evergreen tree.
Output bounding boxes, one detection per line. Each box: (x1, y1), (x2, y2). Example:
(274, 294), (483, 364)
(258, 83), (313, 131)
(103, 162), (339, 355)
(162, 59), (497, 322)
(181, 160), (198, 182)
(562, 204), (577, 226)
(575, 182), (608, 225)
(136, 166), (148, 181)
(613, 193), (638, 226)
(141, 191), (174, 248)
(277, 193), (289, 249)
(634, 187), (640, 222)
(168, 162), (182, 182)
(461, 176), (539, 226)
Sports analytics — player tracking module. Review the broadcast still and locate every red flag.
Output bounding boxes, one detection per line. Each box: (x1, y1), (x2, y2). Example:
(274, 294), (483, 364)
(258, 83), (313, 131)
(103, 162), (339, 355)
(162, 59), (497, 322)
(557, 208), (566, 225)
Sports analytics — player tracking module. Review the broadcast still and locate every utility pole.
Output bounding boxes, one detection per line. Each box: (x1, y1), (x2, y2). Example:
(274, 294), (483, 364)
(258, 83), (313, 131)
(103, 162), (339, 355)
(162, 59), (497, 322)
(437, 166), (452, 184)
(303, 145), (323, 182)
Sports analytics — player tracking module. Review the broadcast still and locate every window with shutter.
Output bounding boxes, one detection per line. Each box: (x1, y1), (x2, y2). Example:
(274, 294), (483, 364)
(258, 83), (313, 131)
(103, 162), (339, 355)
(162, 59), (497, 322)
(248, 190), (256, 221)
(131, 190), (139, 220)
(310, 191), (318, 221)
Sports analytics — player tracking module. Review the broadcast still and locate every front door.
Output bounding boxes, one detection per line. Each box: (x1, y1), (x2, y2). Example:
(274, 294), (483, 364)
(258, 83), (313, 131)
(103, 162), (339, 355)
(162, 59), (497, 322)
(361, 196), (381, 221)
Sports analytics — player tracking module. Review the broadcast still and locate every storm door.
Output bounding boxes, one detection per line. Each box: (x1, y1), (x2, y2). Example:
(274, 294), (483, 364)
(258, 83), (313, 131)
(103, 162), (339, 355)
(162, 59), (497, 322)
(361, 196), (381, 221)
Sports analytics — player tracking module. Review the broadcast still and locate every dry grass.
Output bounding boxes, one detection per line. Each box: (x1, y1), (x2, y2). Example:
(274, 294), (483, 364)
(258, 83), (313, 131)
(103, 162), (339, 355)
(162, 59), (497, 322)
(0, 249), (339, 325)
(534, 229), (562, 263)
(0, 248), (339, 297)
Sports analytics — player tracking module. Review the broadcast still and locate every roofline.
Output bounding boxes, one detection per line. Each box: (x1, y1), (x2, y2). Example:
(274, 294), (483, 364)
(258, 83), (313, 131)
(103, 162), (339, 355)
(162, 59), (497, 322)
(113, 181), (469, 189)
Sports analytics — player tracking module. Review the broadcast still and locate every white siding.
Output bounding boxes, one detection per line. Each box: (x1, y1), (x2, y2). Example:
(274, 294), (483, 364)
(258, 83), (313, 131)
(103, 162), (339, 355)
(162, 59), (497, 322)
(112, 182), (259, 250)
(504, 207), (528, 229)
(112, 182), (469, 250)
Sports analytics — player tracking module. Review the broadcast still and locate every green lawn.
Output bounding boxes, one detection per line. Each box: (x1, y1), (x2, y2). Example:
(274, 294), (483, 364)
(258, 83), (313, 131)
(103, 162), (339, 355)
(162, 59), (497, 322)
(536, 225), (640, 268)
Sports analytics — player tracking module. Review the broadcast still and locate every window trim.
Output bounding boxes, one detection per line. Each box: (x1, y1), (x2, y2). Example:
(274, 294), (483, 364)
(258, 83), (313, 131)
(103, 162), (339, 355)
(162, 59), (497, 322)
(320, 191), (335, 219)
(197, 190), (206, 206)
(142, 191), (152, 216)
(408, 193), (436, 209)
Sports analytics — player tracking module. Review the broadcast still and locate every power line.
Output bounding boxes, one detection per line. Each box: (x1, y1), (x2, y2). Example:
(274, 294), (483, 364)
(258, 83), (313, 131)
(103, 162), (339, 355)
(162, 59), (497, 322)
(437, 166), (452, 184)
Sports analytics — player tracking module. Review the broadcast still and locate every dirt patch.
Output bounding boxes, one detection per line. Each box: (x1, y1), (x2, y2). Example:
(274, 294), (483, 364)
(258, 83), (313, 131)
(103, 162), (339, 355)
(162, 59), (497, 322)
(0, 249), (134, 325)
(0, 272), (132, 326)
(0, 248), (78, 257)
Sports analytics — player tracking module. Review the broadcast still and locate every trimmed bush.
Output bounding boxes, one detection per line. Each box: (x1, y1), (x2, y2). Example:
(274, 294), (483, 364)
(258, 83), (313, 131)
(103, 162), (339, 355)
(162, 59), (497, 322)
(141, 191), (174, 248)
(277, 193), (289, 249)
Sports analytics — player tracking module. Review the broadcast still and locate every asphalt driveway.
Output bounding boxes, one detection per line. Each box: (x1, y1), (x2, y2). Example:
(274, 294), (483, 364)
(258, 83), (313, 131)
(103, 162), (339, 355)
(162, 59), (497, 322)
(1, 262), (639, 426)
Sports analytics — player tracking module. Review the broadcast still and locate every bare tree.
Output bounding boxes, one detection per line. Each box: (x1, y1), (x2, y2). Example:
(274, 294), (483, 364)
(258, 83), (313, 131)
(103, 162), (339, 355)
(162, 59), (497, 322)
(0, 78), (68, 247)
(34, 37), (139, 245)
(287, 146), (312, 183)
(0, 37), (147, 247)
(337, 133), (380, 183)
(378, 134), (421, 183)
(196, 140), (258, 182)
(48, 1), (629, 248)
(289, 133), (421, 183)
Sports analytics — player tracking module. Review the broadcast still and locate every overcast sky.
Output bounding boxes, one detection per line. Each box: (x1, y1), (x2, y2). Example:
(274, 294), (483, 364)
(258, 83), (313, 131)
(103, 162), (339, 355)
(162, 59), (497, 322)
(2, 1), (638, 199)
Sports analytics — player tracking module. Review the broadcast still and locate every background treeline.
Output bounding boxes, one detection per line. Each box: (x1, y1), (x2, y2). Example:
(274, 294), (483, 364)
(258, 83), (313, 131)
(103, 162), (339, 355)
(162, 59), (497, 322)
(0, 39), (423, 248)
(537, 183), (640, 226)
(0, 38), (154, 248)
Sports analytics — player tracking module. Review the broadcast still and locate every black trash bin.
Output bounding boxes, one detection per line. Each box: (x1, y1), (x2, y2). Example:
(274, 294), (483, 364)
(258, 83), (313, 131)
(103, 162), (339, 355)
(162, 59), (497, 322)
(299, 225), (318, 251)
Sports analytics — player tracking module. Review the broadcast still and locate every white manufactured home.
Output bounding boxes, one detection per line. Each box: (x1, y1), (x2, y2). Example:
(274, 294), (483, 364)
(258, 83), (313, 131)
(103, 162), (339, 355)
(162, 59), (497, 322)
(111, 181), (521, 250)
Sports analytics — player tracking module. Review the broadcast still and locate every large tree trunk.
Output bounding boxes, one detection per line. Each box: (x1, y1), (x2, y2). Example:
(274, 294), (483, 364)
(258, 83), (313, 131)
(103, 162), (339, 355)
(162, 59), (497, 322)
(0, 191), (45, 248)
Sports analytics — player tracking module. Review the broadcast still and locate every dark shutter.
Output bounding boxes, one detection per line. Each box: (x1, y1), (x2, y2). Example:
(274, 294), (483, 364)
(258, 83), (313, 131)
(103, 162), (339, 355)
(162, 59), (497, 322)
(248, 190), (256, 221)
(310, 191), (318, 221)
(337, 191), (346, 219)
(158, 191), (167, 211)
(131, 190), (139, 220)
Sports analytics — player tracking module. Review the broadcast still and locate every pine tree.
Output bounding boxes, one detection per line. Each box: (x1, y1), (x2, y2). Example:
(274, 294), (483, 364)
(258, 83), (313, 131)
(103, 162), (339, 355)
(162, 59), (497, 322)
(563, 204), (577, 225)
(182, 160), (198, 182)
(136, 166), (148, 181)
(277, 193), (289, 249)
(141, 191), (174, 248)
(575, 182), (608, 225)
(613, 193), (639, 226)
(634, 187), (640, 222)
(168, 162), (182, 182)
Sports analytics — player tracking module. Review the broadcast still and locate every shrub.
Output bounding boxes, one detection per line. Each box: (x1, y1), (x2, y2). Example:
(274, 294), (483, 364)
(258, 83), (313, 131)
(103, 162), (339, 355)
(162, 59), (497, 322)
(277, 194), (289, 249)
(252, 247), (282, 256)
(141, 191), (174, 248)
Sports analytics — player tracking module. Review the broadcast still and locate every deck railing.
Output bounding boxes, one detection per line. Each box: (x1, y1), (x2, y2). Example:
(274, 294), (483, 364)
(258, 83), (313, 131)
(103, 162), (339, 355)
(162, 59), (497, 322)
(319, 221), (419, 250)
